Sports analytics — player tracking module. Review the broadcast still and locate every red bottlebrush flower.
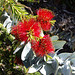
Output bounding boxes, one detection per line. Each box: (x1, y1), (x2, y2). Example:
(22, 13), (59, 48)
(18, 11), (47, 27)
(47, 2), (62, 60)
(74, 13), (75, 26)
(31, 35), (54, 57)
(37, 9), (54, 31)
(38, 19), (51, 31)
(17, 20), (28, 41)
(11, 20), (28, 41)
(14, 56), (23, 65)
(37, 8), (54, 21)
(11, 18), (41, 42)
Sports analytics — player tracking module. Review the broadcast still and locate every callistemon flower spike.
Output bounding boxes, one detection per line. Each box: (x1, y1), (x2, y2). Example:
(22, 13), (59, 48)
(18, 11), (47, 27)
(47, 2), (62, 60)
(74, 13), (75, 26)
(27, 19), (41, 41)
(31, 35), (55, 57)
(11, 20), (28, 41)
(37, 8), (55, 31)
(11, 18), (41, 42)
(37, 8), (54, 21)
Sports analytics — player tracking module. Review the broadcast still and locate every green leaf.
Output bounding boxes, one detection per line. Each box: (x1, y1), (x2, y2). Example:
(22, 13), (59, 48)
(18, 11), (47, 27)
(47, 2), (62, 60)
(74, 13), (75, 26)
(50, 20), (56, 26)
(12, 4), (28, 20)
(68, 52), (75, 60)
(51, 36), (59, 41)
(0, 41), (2, 45)
(28, 63), (42, 73)
(60, 61), (72, 75)
(8, 35), (15, 42)
(13, 41), (24, 54)
(58, 53), (72, 61)
(45, 54), (52, 62)
(0, 23), (3, 27)
(40, 60), (58, 75)
(53, 41), (66, 49)
(27, 0), (40, 3)
(21, 42), (31, 61)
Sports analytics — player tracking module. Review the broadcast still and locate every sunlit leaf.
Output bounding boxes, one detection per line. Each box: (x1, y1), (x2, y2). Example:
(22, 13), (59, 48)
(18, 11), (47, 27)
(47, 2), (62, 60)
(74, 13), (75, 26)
(51, 36), (59, 41)
(21, 42), (31, 61)
(13, 41), (25, 54)
(50, 20), (56, 26)
(28, 63), (43, 73)
(59, 61), (72, 75)
(53, 41), (66, 49)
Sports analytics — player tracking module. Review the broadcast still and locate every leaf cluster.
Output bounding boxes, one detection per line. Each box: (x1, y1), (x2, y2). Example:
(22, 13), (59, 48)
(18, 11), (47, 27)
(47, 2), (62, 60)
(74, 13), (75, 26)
(0, 0), (29, 20)
(20, 0), (40, 3)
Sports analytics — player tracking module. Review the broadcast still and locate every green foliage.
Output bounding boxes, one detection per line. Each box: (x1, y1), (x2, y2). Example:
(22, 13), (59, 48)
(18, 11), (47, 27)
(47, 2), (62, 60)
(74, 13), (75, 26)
(0, 0), (40, 74)
(0, 0), (67, 75)
(0, 23), (14, 75)
(53, 41), (66, 49)
(51, 36), (66, 49)
(0, 0), (4, 16)
(0, 0), (29, 20)
(26, 0), (40, 3)
(50, 20), (56, 26)
(0, 23), (41, 75)
(0, 23), (14, 42)
(51, 36), (59, 41)
(19, 0), (40, 3)
(11, 4), (28, 20)
(0, 0), (39, 21)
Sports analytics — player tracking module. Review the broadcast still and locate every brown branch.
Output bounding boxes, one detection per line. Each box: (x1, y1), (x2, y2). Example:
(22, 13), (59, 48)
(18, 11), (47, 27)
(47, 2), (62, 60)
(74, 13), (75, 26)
(14, 1), (33, 15)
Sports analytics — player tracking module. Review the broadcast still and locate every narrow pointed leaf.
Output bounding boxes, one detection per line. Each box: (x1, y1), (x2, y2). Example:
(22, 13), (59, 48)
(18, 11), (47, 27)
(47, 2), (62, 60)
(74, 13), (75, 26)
(13, 41), (25, 54)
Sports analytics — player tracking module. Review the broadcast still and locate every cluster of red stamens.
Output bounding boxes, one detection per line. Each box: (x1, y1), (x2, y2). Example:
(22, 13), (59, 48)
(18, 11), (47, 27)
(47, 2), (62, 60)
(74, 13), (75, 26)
(11, 8), (55, 57)
(11, 18), (41, 42)
(37, 8), (54, 31)
(31, 35), (54, 57)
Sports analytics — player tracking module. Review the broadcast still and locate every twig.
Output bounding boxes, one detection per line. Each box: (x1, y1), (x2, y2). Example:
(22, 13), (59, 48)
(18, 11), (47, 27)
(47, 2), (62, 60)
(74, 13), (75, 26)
(15, 1), (33, 15)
